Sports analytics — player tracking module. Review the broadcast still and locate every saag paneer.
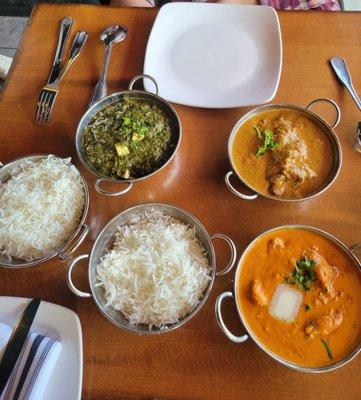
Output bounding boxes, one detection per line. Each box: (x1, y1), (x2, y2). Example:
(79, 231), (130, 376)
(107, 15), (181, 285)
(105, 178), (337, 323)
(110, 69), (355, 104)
(83, 96), (172, 179)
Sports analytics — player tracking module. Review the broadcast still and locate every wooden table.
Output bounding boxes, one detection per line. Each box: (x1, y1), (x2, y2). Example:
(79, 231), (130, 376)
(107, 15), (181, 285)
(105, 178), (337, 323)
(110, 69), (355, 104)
(1, 4), (361, 400)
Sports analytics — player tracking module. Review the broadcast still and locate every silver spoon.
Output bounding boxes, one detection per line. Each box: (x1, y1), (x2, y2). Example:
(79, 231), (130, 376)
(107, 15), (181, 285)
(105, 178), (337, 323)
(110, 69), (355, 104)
(330, 57), (361, 111)
(88, 25), (127, 108)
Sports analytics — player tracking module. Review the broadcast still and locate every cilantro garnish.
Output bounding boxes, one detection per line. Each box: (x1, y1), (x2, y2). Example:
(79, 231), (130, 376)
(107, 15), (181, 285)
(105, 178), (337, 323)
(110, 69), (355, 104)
(285, 257), (316, 291)
(321, 338), (334, 360)
(122, 116), (131, 126)
(253, 126), (279, 156)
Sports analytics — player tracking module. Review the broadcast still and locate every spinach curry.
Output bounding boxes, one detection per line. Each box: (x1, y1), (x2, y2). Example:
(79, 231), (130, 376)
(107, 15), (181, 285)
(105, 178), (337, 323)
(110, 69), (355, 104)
(237, 228), (361, 368)
(83, 96), (172, 179)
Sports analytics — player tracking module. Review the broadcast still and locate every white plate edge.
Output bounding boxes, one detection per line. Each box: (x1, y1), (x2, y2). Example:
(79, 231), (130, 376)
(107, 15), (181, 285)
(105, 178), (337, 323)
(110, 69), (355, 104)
(0, 296), (83, 400)
(143, 3), (283, 109)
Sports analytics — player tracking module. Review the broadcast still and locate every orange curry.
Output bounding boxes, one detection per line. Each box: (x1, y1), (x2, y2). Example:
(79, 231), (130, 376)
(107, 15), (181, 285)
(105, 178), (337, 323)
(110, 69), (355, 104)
(231, 109), (335, 199)
(237, 228), (361, 368)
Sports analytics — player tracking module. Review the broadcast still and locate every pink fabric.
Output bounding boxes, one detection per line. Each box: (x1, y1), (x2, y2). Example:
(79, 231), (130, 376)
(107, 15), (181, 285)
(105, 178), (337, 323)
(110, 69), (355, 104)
(260, 0), (340, 10)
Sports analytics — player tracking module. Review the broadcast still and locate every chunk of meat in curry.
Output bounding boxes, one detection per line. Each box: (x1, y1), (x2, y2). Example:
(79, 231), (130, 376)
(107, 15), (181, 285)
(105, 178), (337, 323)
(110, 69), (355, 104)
(251, 280), (268, 306)
(268, 237), (285, 250)
(261, 116), (317, 196)
(304, 247), (339, 297)
(305, 309), (344, 337)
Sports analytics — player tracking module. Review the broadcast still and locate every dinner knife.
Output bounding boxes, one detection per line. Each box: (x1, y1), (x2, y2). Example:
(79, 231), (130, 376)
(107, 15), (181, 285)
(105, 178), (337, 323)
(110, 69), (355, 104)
(47, 16), (73, 84)
(0, 298), (41, 395)
(329, 57), (361, 111)
(356, 121), (361, 153)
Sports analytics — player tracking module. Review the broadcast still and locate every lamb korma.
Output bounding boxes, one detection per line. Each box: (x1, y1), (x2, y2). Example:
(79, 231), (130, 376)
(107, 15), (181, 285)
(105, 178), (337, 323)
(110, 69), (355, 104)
(231, 109), (336, 199)
(237, 228), (361, 368)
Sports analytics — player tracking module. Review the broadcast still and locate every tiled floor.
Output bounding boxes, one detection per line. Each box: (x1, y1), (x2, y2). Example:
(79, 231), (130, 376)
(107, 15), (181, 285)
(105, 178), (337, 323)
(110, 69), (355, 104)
(0, 16), (27, 89)
(0, 16), (28, 58)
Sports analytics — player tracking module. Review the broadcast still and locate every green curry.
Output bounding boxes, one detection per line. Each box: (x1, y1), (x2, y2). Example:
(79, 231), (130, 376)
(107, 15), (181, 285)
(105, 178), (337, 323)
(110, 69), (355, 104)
(83, 96), (172, 179)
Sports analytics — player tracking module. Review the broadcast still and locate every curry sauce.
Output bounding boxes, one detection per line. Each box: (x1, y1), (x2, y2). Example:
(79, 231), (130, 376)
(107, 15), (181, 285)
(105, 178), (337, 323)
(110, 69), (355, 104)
(83, 96), (172, 180)
(237, 228), (361, 368)
(231, 109), (335, 199)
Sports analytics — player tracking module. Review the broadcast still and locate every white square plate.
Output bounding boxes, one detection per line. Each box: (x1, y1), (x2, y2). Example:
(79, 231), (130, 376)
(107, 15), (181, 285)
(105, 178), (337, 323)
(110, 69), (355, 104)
(144, 3), (282, 108)
(0, 297), (82, 400)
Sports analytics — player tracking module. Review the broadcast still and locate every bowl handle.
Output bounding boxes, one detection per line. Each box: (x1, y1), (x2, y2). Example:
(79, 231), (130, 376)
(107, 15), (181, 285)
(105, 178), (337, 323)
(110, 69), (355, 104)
(211, 234), (237, 276)
(67, 254), (92, 298)
(215, 291), (249, 343)
(306, 98), (341, 128)
(225, 171), (258, 200)
(95, 178), (133, 196)
(58, 224), (89, 260)
(128, 74), (159, 95)
(349, 242), (361, 259)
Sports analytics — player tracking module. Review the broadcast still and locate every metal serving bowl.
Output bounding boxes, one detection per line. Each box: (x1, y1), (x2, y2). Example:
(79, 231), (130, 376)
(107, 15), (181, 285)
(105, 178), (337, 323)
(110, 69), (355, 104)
(0, 154), (89, 269)
(215, 225), (361, 373)
(67, 203), (237, 335)
(225, 98), (342, 202)
(76, 74), (182, 197)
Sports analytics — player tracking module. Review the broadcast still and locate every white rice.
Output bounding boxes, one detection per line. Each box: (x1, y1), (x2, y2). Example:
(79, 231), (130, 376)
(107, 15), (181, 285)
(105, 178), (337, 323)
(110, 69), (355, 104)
(96, 210), (212, 328)
(0, 155), (85, 262)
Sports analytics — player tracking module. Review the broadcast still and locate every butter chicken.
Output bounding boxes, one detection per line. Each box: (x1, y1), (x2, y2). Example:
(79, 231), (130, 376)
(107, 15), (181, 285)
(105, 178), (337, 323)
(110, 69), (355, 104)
(237, 228), (361, 368)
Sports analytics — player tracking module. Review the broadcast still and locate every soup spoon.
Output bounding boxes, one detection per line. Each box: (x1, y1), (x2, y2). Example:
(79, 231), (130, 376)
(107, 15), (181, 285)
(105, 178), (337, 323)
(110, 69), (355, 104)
(88, 25), (127, 108)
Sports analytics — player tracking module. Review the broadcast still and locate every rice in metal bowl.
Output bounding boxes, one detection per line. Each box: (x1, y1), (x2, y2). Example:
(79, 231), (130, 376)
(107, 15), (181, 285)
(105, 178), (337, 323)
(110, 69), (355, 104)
(0, 155), (85, 262)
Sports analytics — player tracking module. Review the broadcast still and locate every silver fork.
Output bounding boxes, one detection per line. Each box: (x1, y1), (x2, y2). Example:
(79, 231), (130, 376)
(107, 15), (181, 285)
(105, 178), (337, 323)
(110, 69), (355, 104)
(36, 31), (88, 125)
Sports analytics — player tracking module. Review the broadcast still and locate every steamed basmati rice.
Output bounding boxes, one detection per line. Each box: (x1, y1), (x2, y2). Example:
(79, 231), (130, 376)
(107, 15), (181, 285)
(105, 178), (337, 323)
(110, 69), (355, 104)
(96, 210), (212, 328)
(0, 155), (85, 262)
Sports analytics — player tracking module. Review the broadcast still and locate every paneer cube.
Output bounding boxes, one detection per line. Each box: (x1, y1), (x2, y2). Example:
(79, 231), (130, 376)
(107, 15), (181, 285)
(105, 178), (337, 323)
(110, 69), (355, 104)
(132, 132), (145, 142)
(115, 143), (130, 156)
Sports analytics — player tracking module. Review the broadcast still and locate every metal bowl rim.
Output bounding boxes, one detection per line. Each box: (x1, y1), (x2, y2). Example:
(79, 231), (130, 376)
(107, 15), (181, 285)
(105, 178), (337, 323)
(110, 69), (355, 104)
(75, 89), (182, 184)
(87, 202), (217, 335)
(227, 103), (343, 202)
(0, 154), (89, 269)
(233, 224), (361, 372)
